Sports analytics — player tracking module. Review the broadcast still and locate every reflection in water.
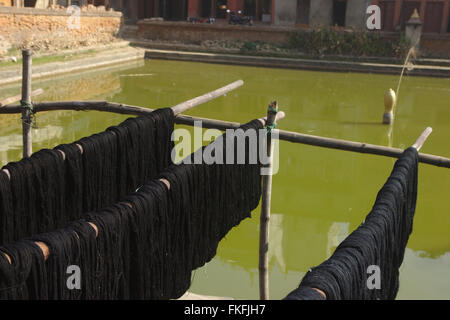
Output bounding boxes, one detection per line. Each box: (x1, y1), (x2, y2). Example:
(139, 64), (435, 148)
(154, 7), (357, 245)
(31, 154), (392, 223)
(0, 59), (448, 299)
(268, 214), (286, 274)
(327, 222), (349, 258)
(398, 249), (450, 300)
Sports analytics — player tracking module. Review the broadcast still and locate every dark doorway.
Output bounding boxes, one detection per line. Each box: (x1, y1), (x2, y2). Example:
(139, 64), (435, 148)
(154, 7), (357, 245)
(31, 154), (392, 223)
(423, 2), (443, 33)
(244, 0), (256, 17)
(216, 0), (228, 19)
(201, 0), (212, 17)
(160, 0), (188, 20)
(332, 0), (346, 27)
(138, 0), (154, 19)
(297, 0), (310, 25)
(24, 0), (36, 6)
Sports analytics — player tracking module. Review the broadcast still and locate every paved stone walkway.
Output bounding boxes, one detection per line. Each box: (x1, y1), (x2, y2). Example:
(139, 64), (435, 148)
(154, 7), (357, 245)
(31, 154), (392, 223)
(0, 43), (145, 86)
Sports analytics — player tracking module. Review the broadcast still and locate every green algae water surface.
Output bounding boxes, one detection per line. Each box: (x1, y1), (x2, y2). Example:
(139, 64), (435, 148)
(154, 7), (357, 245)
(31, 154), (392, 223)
(0, 59), (449, 299)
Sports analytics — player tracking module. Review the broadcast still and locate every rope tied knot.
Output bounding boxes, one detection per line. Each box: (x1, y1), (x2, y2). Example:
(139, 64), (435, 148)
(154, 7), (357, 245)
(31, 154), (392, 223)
(20, 100), (38, 128)
(266, 105), (278, 133)
(266, 123), (277, 133)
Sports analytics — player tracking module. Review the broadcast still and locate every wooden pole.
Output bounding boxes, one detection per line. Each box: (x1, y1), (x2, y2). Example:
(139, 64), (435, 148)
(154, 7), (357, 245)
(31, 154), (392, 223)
(275, 128), (450, 168)
(170, 80), (244, 115)
(1, 101), (450, 168)
(21, 49), (33, 158)
(259, 101), (279, 300)
(412, 127), (432, 151)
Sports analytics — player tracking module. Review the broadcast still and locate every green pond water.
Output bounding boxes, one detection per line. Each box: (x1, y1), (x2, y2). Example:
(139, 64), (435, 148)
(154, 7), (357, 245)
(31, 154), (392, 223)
(0, 59), (449, 300)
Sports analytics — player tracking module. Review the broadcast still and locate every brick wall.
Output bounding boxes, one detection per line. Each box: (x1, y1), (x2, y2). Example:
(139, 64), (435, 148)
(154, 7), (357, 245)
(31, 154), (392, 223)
(137, 20), (291, 44)
(0, 6), (123, 54)
(421, 33), (450, 57)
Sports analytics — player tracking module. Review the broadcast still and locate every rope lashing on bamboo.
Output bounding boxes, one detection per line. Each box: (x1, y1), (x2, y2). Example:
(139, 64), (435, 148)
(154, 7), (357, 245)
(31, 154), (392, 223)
(265, 104), (278, 133)
(20, 100), (37, 129)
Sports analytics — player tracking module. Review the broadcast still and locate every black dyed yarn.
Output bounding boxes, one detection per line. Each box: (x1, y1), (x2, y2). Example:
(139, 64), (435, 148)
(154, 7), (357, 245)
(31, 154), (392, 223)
(284, 286), (326, 300)
(55, 143), (84, 222)
(0, 171), (13, 244)
(106, 108), (175, 197)
(155, 119), (265, 297)
(0, 241), (34, 299)
(0, 109), (175, 245)
(83, 204), (132, 300)
(0, 117), (263, 300)
(2, 149), (66, 242)
(284, 147), (419, 300)
(78, 130), (119, 212)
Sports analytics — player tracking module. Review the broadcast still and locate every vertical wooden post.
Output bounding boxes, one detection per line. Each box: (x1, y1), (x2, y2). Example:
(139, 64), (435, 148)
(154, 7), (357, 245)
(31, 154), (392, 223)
(259, 101), (278, 300)
(21, 49), (33, 158)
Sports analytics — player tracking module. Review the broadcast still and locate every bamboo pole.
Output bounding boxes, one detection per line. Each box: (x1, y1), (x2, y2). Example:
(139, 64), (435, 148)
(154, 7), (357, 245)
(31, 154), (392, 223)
(21, 49), (33, 158)
(0, 88), (43, 108)
(171, 80), (244, 115)
(0, 78), (243, 117)
(412, 127), (433, 151)
(259, 101), (279, 300)
(1, 101), (449, 168)
(275, 129), (450, 168)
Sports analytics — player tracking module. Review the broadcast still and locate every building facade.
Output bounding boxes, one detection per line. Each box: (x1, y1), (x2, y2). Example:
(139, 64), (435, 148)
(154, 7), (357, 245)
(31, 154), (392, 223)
(113, 0), (274, 24)
(3, 0), (449, 33)
(113, 0), (450, 33)
(6, 1), (110, 8)
(374, 0), (449, 33)
(270, 0), (449, 33)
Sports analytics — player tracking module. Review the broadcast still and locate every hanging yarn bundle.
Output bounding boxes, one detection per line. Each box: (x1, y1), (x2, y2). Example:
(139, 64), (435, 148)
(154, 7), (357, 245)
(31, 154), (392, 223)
(0, 109), (175, 245)
(284, 147), (419, 300)
(106, 108), (175, 197)
(0, 242), (34, 299)
(155, 119), (265, 297)
(55, 143), (84, 222)
(0, 118), (264, 300)
(2, 149), (66, 242)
